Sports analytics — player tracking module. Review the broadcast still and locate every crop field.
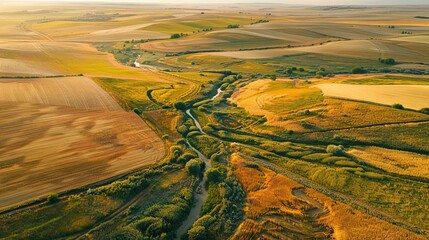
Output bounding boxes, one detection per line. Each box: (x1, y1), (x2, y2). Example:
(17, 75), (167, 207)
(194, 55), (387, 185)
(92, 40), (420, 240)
(0, 77), (121, 110)
(348, 146), (429, 179)
(209, 40), (429, 63)
(1, 2), (429, 240)
(317, 84), (429, 110)
(0, 76), (164, 210)
(338, 75), (429, 85)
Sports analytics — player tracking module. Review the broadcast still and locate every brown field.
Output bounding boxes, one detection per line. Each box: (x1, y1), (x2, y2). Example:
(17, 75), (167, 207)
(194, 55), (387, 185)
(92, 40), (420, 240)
(209, 40), (429, 63)
(0, 77), (122, 111)
(0, 77), (164, 210)
(231, 154), (427, 240)
(348, 146), (429, 179)
(316, 84), (429, 110)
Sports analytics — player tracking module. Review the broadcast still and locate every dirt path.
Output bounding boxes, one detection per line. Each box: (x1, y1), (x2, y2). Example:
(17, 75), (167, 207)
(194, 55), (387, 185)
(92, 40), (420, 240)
(302, 118), (429, 133)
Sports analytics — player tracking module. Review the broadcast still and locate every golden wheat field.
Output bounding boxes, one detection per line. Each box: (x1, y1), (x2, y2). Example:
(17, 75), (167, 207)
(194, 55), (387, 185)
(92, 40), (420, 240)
(316, 84), (429, 110)
(0, 77), (164, 210)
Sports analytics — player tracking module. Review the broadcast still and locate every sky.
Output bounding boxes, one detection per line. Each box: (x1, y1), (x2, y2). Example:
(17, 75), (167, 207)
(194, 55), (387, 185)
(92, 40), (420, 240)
(13, 0), (429, 5)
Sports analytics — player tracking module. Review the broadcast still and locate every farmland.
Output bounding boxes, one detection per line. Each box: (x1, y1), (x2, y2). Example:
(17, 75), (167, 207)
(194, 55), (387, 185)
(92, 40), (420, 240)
(1, 2), (429, 240)
(0, 76), (164, 210)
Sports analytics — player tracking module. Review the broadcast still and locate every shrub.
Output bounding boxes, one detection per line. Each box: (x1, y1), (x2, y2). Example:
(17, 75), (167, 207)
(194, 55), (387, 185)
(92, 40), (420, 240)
(227, 24), (239, 29)
(419, 108), (429, 114)
(47, 194), (60, 204)
(392, 103), (404, 109)
(187, 226), (208, 240)
(171, 33), (181, 39)
(186, 159), (201, 176)
(326, 145), (345, 156)
(177, 153), (198, 164)
(206, 168), (223, 184)
(351, 67), (367, 74)
(161, 134), (169, 140)
(193, 158), (206, 171)
(173, 101), (186, 110)
(379, 58), (396, 65)
(133, 108), (142, 115)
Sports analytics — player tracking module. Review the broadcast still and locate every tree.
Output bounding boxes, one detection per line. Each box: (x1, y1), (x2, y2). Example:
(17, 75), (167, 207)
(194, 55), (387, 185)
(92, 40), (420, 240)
(186, 159), (201, 176)
(227, 24), (240, 29)
(206, 168), (222, 183)
(173, 101), (186, 110)
(392, 103), (404, 110)
(326, 145), (345, 156)
(133, 108), (142, 115)
(379, 58), (396, 65)
(171, 33), (181, 39)
(351, 67), (367, 74)
(419, 108), (429, 114)
(47, 194), (60, 204)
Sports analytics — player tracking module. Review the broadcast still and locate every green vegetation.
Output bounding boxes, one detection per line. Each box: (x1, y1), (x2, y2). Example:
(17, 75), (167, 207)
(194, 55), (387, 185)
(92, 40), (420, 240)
(352, 67), (367, 74)
(171, 33), (182, 39)
(47, 194), (60, 204)
(186, 159), (202, 176)
(392, 103), (404, 109)
(326, 145), (345, 156)
(420, 108), (429, 114)
(340, 75), (429, 85)
(379, 58), (396, 65)
(174, 101), (187, 111)
(227, 24), (240, 28)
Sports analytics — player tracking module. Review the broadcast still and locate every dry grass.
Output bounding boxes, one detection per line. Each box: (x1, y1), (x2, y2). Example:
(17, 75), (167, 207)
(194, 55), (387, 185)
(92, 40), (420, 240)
(231, 154), (427, 240)
(348, 146), (429, 179)
(231, 154), (331, 240)
(317, 83), (429, 110)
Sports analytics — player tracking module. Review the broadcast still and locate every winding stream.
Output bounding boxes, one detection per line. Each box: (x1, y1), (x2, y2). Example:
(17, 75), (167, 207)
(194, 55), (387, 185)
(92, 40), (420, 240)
(175, 87), (222, 238)
(134, 55), (141, 68)
(185, 109), (206, 134)
(211, 87), (224, 100)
